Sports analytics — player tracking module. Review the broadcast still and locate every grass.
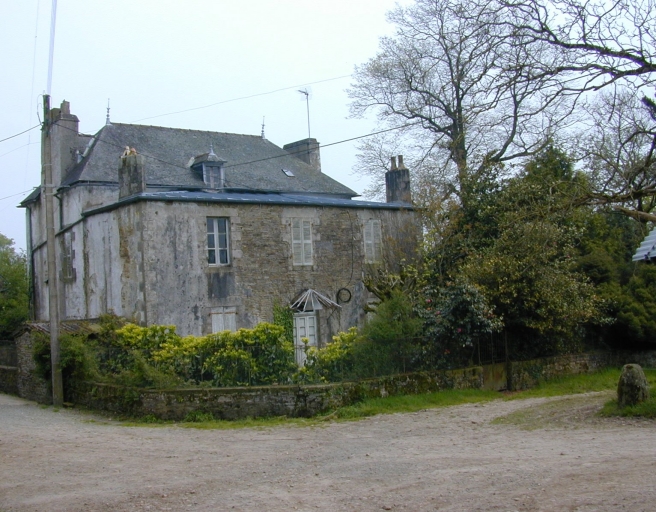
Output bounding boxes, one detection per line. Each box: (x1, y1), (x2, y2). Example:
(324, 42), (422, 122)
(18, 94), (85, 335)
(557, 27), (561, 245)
(599, 367), (656, 418)
(118, 367), (656, 428)
(504, 367), (627, 399)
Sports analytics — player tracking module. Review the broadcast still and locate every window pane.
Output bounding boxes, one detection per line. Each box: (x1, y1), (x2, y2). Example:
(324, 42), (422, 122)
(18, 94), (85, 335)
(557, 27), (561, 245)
(207, 217), (230, 266)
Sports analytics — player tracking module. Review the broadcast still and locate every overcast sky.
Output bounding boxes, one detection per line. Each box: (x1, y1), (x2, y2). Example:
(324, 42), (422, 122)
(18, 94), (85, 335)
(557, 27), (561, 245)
(0, 0), (409, 251)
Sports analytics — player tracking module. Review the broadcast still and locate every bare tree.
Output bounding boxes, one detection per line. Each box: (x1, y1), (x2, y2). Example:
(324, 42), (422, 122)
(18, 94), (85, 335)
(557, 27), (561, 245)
(500, 0), (655, 93)
(498, 0), (656, 218)
(349, 0), (571, 206)
(578, 91), (656, 220)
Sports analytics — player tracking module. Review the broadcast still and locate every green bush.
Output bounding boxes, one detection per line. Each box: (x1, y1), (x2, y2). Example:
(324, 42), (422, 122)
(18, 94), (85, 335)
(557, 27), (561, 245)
(299, 327), (361, 383)
(360, 291), (423, 376)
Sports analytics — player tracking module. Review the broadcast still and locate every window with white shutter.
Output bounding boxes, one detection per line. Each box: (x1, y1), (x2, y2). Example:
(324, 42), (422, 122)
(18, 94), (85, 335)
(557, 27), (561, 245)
(211, 307), (237, 333)
(364, 219), (382, 263)
(292, 218), (313, 266)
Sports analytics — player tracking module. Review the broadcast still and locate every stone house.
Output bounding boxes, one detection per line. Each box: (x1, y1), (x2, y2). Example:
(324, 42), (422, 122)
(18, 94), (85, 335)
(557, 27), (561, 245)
(20, 101), (416, 361)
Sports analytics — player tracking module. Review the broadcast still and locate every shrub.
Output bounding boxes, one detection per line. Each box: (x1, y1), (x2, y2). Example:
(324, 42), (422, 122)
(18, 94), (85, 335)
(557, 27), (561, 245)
(300, 327), (361, 383)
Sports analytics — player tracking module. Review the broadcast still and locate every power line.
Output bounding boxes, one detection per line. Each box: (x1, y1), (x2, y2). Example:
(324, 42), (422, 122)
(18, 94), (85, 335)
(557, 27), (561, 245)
(48, 119), (415, 193)
(0, 141), (39, 159)
(0, 189), (36, 202)
(132, 75), (351, 123)
(0, 125), (41, 144)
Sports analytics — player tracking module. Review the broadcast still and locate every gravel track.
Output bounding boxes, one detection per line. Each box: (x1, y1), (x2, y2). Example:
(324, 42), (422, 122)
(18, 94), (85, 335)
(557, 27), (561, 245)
(1, 391), (655, 511)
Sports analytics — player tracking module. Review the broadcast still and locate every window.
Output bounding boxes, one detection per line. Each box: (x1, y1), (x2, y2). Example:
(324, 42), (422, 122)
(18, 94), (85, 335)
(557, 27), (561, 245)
(203, 165), (223, 188)
(207, 217), (230, 265)
(291, 218), (312, 266)
(211, 306), (236, 333)
(60, 231), (76, 282)
(364, 219), (382, 263)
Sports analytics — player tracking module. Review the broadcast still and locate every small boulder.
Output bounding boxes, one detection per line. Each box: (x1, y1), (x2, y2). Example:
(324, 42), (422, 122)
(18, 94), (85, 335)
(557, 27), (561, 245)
(617, 364), (650, 408)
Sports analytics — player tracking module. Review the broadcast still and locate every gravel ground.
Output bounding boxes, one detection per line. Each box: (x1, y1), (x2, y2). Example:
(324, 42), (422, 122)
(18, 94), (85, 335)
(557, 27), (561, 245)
(1, 391), (656, 511)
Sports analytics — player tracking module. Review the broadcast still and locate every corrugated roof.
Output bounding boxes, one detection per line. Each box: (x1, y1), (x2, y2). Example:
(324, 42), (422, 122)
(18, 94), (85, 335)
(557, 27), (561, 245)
(61, 123), (357, 198)
(633, 227), (656, 261)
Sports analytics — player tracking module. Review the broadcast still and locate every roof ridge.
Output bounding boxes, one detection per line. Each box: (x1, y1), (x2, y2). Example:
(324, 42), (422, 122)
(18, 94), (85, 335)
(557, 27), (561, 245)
(108, 122), (262, 139)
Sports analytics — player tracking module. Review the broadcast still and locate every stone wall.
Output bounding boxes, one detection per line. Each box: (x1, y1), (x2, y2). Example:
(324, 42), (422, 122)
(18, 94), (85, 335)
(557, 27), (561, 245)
(9, 341), (656, 419)
(15, 332), (51, 404)
(70, 367), (483, 421)
(507, 351), (656, 390)
(0, 340), (18, 395)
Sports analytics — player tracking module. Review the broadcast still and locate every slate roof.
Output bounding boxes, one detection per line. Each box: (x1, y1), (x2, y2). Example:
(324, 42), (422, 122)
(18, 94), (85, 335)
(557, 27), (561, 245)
(60, 123), (357, 198)
(633, 227), (656, 261)
(83, 190), (410, 217)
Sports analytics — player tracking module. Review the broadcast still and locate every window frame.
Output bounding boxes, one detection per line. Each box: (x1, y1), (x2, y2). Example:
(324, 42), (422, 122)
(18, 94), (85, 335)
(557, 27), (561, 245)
(207, 217), (231, 266)
(203, 165), (224, 189)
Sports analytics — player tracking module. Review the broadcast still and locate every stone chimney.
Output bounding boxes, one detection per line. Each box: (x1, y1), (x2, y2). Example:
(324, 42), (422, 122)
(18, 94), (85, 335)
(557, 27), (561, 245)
(385, 155), (412, 204)
(283, 138), (321, 172)
(118, 150), (146, 199)
(44, 100), (80, 187)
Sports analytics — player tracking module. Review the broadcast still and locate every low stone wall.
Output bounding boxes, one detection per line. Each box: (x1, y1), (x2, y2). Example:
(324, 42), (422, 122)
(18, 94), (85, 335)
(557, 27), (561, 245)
(0, 340), (17, 367)
(0, 366), (18, 395)
(0, 340), (19, 395)
(9, 339), (656, 420)
(70, 367), (484, 420)
(507, 351), (656, 390)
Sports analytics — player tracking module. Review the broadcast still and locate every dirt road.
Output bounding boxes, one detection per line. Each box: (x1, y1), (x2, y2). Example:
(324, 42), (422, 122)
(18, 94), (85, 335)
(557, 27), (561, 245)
(1, 391), (655, 511)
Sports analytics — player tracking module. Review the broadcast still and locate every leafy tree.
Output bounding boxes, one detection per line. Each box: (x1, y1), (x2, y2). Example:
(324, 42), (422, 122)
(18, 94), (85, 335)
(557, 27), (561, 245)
(0, 234), (28, 338)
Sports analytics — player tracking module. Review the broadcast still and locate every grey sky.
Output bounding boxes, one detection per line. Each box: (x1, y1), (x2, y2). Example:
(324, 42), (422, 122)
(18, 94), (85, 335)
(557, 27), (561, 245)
(0, 0), (406, 250)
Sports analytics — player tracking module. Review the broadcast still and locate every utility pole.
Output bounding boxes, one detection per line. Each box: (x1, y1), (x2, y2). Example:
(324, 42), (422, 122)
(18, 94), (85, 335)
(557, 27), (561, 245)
(42, 94), (63, 406)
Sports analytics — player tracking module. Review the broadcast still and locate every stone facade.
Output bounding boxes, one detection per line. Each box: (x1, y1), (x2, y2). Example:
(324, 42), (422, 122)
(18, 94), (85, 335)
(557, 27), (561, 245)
(21, 101), (418, 346)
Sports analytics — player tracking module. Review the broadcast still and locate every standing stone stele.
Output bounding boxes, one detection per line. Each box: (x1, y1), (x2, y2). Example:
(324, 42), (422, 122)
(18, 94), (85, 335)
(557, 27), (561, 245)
(617, 364), (650, 408)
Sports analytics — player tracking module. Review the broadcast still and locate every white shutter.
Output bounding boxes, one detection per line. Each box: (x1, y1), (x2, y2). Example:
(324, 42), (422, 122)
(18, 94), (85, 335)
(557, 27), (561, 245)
(302, 220), (312, 265)
(211, 307), (237, 333)
(364, 220), (382, 263)
(292, 218), (312, 266)
(364, 221), (374, 262)
(372, 220), (382, 262)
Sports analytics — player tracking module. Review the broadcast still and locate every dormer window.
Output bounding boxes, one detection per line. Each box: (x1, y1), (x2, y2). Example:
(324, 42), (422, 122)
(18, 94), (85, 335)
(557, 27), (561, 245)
(204, 166), (222, 188)
(190, 146), (227, 189)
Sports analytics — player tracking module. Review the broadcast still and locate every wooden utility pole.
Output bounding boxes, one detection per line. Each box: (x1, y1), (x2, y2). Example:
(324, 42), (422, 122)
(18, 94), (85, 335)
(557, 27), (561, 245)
(42, 94), (63, 406)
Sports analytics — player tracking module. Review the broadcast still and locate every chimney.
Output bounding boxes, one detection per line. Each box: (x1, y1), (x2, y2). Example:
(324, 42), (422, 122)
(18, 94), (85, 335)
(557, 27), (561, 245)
(283, 138), (321, 172)
(44, 100), (80, 187)
(385, 155), (412, 204)
(118, 149), (146, 199)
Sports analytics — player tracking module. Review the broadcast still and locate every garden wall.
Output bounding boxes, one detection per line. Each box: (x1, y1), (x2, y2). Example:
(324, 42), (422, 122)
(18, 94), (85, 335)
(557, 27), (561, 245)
(14, 332), (50, 404)
(70, 367), (484, 420)
(507, 351), (656, 391)
(0, 340), (18, 395)
(6, 331), (656, 420)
